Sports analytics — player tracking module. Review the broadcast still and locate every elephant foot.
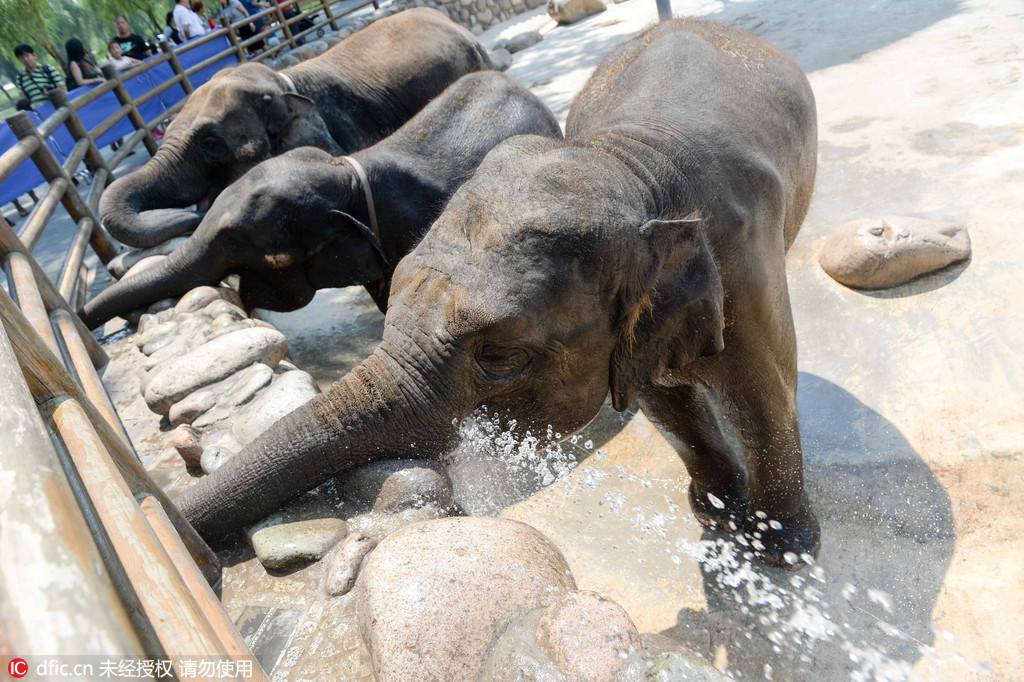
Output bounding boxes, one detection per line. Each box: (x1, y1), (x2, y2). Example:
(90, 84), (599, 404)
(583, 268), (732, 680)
(744, 503), (820, 571)
(688, 480), (747, 533)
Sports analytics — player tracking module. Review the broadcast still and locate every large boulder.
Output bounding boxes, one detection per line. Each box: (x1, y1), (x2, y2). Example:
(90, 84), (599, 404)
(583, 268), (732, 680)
(547, 0), (606, 25)
(357, 517), (576, 681)
(143, 328), (288, 415)
(819, 216), (971, 289)
(490, 48), (513, 71)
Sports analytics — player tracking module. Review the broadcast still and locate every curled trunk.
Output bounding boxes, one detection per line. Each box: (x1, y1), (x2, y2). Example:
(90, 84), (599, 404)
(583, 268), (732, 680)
(100, 152), (207, 248)
(175, 338), (467, 540)
(80, 240), (223, 329)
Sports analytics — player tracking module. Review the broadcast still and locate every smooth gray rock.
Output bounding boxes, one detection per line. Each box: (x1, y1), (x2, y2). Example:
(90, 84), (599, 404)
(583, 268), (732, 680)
(231, 368), (318, 446)
(324, 532), (378, 597)
(340, 459), (454, 514)
(819, 216), (971, 289)
(172, 286), (222, 315)
(197, 298), (246, 321)
(277, 54), (300, 69)
(505, 30), (542, 53)
(248, 493), (348, 570)
(357, 517), (576, 682)
(169, 423), (203, 468)
(547, 0), (606, 24)
(143, 328), (288, 415)
(308, 39), (330, 54)
(191, 363), (275, 428)
(200, 445), (234, 474)
(135, 320), (177, 349)
(490, 48), (513, 71)
(122, 255), (167, 281)
(644, 651), (731, 681)
(108, 237), (189, 278)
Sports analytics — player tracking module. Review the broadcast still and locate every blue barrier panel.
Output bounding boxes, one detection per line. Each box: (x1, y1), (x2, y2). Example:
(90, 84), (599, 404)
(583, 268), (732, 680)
(178, 36), (237, 91)
(0, 108), (76, 207)
(0, 36), (238, 208)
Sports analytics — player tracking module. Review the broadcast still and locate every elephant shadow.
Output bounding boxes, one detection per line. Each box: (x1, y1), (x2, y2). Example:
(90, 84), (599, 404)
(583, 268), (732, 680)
(659, 372), (955, 680)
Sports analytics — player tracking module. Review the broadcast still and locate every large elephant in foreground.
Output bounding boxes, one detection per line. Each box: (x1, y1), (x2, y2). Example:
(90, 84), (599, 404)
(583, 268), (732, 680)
(176, 19), (820, 568)
(100, 8), (492, 248)
(80, 72), (560, 328)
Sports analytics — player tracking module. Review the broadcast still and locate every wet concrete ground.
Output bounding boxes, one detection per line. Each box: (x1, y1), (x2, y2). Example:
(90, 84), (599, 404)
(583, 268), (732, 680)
(258, 0), (1023, 679)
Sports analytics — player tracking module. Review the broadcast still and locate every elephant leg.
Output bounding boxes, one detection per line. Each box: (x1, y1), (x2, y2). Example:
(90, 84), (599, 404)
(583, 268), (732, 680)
(714, 287), (819, 569)
(641, 383), (748, 531)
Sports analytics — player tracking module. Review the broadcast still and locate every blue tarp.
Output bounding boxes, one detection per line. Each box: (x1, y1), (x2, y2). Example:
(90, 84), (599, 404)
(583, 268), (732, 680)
(1, 36), (237, 207)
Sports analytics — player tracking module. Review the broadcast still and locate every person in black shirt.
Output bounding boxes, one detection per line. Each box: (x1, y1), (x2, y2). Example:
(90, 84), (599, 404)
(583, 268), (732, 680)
(112, 16), (152, 60)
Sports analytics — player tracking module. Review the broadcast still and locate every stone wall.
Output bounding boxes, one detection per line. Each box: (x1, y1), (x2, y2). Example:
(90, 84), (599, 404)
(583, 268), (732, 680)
(396, 0), (548, 35)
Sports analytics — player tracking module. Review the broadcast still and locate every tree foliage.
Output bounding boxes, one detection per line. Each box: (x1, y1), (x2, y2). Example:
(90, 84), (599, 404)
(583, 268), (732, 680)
(0, 0), (64, 69)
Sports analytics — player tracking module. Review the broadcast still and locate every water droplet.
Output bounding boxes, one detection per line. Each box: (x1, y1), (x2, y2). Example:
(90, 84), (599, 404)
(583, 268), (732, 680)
(769, 519), (783, 530)
(584, 440), (594, 450)
(755, 510), (767, 519)
(783, 551), (799, 565)
(707, 492), (726, 509)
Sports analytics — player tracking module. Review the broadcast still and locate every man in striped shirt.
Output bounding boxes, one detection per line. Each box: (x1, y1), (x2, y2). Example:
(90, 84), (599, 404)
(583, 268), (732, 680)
(13, 44), (63, 106)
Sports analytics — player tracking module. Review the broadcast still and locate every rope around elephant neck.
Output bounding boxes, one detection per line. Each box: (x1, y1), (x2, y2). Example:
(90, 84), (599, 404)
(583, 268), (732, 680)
(341, 155), (382, 258)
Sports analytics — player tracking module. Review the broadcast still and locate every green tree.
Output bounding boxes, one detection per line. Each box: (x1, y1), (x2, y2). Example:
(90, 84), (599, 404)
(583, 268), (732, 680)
(0, 0), (65, 70)
(83, 0), (164, 37)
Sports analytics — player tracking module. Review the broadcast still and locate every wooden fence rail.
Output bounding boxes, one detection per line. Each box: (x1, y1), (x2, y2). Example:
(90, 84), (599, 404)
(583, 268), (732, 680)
(1, 0), (378, 668)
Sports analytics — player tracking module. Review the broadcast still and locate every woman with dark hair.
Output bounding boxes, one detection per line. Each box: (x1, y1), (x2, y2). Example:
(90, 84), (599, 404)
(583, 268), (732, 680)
(65, 38), (104, 89)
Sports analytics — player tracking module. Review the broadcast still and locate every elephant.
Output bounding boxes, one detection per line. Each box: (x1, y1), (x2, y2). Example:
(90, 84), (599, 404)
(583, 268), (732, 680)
(99, 8), (492, 248)
(175, 19), (820, 568)
(79, 72), (561, 329)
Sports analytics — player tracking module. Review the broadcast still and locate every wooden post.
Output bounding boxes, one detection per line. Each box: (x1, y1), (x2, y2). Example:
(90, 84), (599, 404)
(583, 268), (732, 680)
(274, 3), (297, 50)
(100, 64), (159, 157)
(0, 323), (146, 660)
(160, 39), (194, 94)
(322, 0), (339, 30)
(6, 112), (118, 265)
(0, 289), (223, 587)
(222, 17), (248, 62)
(48, 88), (110, 175)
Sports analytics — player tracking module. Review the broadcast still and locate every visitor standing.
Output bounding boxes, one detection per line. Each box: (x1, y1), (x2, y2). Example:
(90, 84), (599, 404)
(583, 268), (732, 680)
(12, 44), (62, 106)
(111, 16), (152, 60)
(163, 12), (183, 44)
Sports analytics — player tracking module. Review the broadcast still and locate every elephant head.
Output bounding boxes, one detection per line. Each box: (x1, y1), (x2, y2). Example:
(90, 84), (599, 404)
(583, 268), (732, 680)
(100, 62), (340, 248)
(81, 148), (386, 329)
(176, 137), (725, 540)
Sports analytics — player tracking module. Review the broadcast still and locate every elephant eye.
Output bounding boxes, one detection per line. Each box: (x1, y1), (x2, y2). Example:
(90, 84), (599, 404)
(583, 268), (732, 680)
(201, 134), (230, 160)
(476, 344), (531, 381)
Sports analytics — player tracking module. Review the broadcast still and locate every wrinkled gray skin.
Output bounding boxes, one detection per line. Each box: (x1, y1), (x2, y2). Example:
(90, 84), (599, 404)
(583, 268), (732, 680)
(80, 72), (560, 329)
(100, 8), (492, 248)
(177, 20), (820, 568)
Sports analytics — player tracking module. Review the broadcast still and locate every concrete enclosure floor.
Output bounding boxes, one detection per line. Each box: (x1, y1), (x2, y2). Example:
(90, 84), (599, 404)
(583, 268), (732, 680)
(81, 0), (1024, 679)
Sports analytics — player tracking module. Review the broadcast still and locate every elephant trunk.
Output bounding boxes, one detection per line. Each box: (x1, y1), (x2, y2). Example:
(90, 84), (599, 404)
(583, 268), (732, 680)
(174, 332), (468, 540)
(100, 145), (209, 248)
(80, 239), (225, 329)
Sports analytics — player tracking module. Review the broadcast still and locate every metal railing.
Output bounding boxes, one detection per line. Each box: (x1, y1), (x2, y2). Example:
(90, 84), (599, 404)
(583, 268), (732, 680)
(1, 0), (379, 671)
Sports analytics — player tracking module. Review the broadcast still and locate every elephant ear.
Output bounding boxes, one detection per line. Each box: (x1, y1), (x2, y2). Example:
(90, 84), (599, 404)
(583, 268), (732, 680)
(265, 92), (340, 154)
(608, 216), (726, 412)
